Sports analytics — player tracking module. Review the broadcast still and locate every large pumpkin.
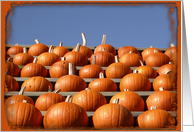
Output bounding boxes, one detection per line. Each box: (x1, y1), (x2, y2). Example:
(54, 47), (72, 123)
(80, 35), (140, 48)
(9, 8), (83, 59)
(20, 58), (48, 77)
(79, 55), (104, 78)
(72, 33), (93, 58)
(35, 89), (66, 111)
(6, 100), (42, 127)
(28, 39), (49, 56)
(72, 88), (107, 111)
(120, 71), (151, 91)
(37, 45), (61, 66)
(106, 55), (132, 78)
(93, 98), (134, 129)
(141, 46), (162, 59)
(88, 72), (118, 91)
(21, 76), (53, 91)
(164, 43), (177, 59)
(52, 42), (69, 57)
(13, 47), (34, 65)
(5, 58), (20, 77)
(43, 95), (89, 129)
(94, 34), (116, 55)
(5, 71), (19, 91)
(64, 43), (88, 66)
(118, 46), (140, 58)
(54, 63), (87, 92)
(7, 43), (23, 55)
(109, 89), (145, 111)
(157, 62), (177, 76)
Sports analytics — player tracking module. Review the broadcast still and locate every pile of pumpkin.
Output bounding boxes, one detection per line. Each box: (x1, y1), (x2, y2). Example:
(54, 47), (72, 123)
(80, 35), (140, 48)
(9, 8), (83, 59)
(4, 33), (178, 129)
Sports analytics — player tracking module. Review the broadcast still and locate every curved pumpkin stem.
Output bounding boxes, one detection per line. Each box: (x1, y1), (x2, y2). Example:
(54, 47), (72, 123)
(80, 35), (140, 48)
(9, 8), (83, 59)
(150, 106), (156, 110)
(33, 58), (38, 63)
(81, 33), (87, 46)
(101, 34), (106, 44)
(92, 55), (96, 65)
(6, 57), (12, 62)
(99, 72), (104, 78)
(150, 45), (153, 48)
(35, 39), (40, 44)
(112, 98), (119, 104)
(69, 63), (74, 75)
(19, 86), (26, 95)
(165, 70), (173, 74)
(124, 89), (129, 91)
(15, 43), (19, 46)
(139, 60), (144, 66)
(23, 47), (27, 53)
(133, 70), (138, 73)
(53, 88), (61, 93)
(65, 95), (73, 102)
(75, 43), (81, 52)
(49, 45), (54, 53)
(115, 55), (119, 63)
(22, 100), (29, 103)
(159, 87), (165, 91)
(59, 42), (63, 46)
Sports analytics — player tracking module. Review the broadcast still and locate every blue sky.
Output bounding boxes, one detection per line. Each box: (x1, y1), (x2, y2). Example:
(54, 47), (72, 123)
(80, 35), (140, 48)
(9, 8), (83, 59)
(7, 3), (178, 48)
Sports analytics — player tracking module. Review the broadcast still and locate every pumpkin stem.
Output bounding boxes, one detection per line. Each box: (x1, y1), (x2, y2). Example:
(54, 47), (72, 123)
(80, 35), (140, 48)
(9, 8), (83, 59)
(48, 86), (52, 92)
(61, 57), (66, 61)
(65, 95), (73, 102)
(101, 34), (106, 44)
(139, 60), (144, 66)
(53, 88), (61, 93)
(92, 55), (96, 65)
(153, 49), (158, 53)
(23, 47), (27, 53)
(19, 86), (26, 95)
(69, 63), (74, 75)
(124, 89), (129, 91)
(75, 43), (81, 52)
(150, 106), (156, 110)
(133, 70), (138, 73)
(112, 98), (119, 104)
(150, 45), (153, 48)
(102, 48), (106, 52)
(85, 88), (91, 90)
(35, 39), (40, 44)
(165, 70), (173, 74)
(115, 55), (119, 63)
(22, 100), (29, 103)
(81, 33), (87, 46)
(6, 57), (12, 62)
(169, 62), (173, 64)
(170, 43), (175, 47)
(49, 45), (54, 53)
(5, 71), (8, 75)
(15, 43), (19, 46)
(33, 58), (37, 63)
(159, 87), (165, 91)
(59, 42), (63, 46)
(129, 51), (132, 53)
(99, 72), (104, 78)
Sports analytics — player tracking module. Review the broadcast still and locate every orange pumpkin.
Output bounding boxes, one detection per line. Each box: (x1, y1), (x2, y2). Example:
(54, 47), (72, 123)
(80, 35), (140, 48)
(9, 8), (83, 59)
(88, 72), (118, 91)
(118, 46), (140, 58)
(79, 55), (104, 78)
(141, 45), (163, 59)
(64, 43), (88, 66)
(72, 88), (107, 111)
(110, 89), (145, 111)
(5, 71), (19, 91)
(164, 43), (177, 59)
(5, 58), (20, 77)
(28, 39), (49, 56)
(43, 95), (89, 129)
(157, 62), (177, 76)
(52, 42), (69, 57)
(105, 55), (132, 78)
(94, 34), (116, 55)
(13, 47), (34, 65)
(7, 43), (23, 55)
(93, 98), (134, 129)
(21, 58), (48, 77)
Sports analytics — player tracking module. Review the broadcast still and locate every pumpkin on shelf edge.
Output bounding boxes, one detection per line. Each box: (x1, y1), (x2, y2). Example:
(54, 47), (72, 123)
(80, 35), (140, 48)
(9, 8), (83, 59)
(7, 43), (23, 55)
(141, 45), (162, 60)
(156, 62), (177, 76)
(5, 57), (21, 77)
(52, 42), (69, 57)
(164, 43), (177, 59)
(5, 71), (19, 92)
(118, 46), (140, 58)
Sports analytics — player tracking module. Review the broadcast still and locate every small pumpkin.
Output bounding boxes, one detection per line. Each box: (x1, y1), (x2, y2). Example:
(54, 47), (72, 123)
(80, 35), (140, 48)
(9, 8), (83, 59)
(88, 72), (118, 91)
(72, 88), (107, 111)
(5, 58), (21, 77)
(13, 47), (34, 65)
(52, 42), (69, 57)
(94, 34), (116, 55)
(28, 39), (49, 56)
(118, 46), (140, 58)
(43, 95), (89, 129)
(157, 62), (177, 76)
(7, 43), (23, 55)
(105, 55), (132, 78)
(5, 71), (19, 91)
(20, 58), (48, 77)
(141, 45), (163, 59)
(79, 55), (104, 78)
(93, 98), (134, 129)
(164, 43), (177, 59)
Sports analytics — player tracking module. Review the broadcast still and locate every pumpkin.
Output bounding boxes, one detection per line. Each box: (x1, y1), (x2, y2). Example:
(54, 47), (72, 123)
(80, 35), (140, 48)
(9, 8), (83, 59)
(79, 55), (104, 78)
(5, 86), (34, 107)
(5, 58), (21, 77)
(88, 72), (118, 91)
(157, 62), (177, 76)
(93, 98), (134, 129)
(146, 88), (177, 111)
(13, 47), (34, 65)
(52, 42), (69, 57)
(7, 43), (23, 55)
(5, 53), (12, 62)
(5, 71), (19, 91)
(64, 43), (88, 66)
(35, 88), (66, 111)
(134, 60), (157, 78)
(49, 57), (77, 78)
(145, 49), (171, 67)
(54, 63), (87, 92)
(43, 95), (89, 129)
(119, 51), (143, 67)
(153, 72), (177, 91)
(72, 33), (93, 58)
(105, 55), (132, 78)
(120, 71), (151, 91)
(90, 48), (114, 67)
(94, 34), (116, 55)
(109, 89), (145, 111)
(6, 100), (42, 127)
(164, 43), (177, 59)
(20, 58), (48, 77)
(137, 107), (176, 128)
(171, 52), (178, 65)
(72, 88), (107, 111)
(141, 45), (163, 60)
(28, 39), (49, 56)
(118, 46), (140, 58)
(37, 45), (61, 66)
(21, 76), (53, 91)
